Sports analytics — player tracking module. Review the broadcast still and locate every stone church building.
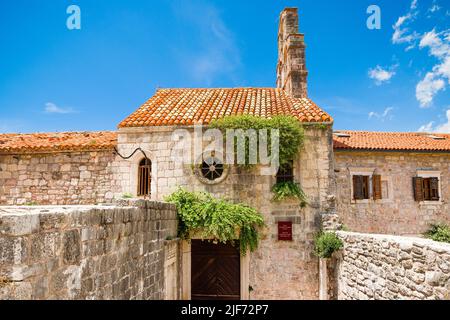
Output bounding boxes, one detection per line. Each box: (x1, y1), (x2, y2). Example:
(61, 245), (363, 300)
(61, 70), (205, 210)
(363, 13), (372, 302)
(0, 8), (449, 300)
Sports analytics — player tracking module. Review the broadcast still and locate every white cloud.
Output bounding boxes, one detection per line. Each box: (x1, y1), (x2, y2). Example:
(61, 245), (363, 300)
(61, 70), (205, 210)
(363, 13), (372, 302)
(368, 107), (394, 121)
(419, 29), (450, 58)
(428, 5), (441, 13)
(368, 65), (397, 85)
(416, 72), (445, 107)
(44, 102), (75, 114)
(368, 111), (377, 119)
(418, 109), (450, 133)
(392, 1), (420, 45)
(415, 29), (450, 106)
(418, 121), (434, 132)
(392, 14), (415, 44)
(405, 43), (416, 51)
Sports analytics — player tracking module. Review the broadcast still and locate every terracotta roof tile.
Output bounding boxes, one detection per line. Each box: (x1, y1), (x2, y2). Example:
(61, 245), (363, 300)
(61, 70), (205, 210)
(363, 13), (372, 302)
(0, 131), (117, 154)
(118, 88), (333, 128)
(333, 131), (450, 152)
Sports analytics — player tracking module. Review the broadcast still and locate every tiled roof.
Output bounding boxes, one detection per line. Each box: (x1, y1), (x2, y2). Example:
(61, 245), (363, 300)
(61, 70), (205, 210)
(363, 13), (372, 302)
(333, 131), (450, 152)
(0, 131), (117, 154)
(118, 88), (333, 127)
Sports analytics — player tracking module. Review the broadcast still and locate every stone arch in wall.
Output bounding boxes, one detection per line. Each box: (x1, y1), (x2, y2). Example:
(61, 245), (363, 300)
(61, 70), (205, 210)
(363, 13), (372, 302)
(126, 148), (158, 200)
(137, 158), (152, 197)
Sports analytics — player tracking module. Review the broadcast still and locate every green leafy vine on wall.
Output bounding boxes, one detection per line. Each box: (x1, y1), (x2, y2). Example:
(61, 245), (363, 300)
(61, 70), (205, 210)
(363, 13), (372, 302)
(271, 181), (308, 208)
(165, 188), (265, 254)
(209, 115), (305, 167)
(210, 114), (309, 206)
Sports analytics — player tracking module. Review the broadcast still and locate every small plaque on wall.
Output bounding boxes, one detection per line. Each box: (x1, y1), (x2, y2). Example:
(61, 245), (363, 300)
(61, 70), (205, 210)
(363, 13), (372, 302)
(278, 221), (292, 241)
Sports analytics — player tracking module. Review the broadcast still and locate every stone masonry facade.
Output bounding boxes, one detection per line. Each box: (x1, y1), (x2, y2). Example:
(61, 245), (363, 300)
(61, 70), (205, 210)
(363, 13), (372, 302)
(276, 8), (308, 99)
(0, 200), (178, 300)
(1, 6), (449, 301)
(116, 124), (336, 299)
(334, 232), (450, 300)
(0, 151), (122, 206)
(335, 151), (450, 235)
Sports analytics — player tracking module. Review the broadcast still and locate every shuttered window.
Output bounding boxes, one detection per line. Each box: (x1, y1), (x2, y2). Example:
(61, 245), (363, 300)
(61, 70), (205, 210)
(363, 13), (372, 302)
(413, 177), (424, 202)
(137, 158), (151, 197)
(429, 177), (440, 201)
(353, 175), (370, 200)
(372, 175), (382, 200)
(413, 177), (440, 201)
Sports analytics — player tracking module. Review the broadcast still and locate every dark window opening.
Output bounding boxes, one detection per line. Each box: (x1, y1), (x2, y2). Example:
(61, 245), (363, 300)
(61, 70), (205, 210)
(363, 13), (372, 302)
(417, 177), (440, 201)
(201, 157), (224, 181)
(276, 161), (294, 183)
(138, 158), (151, 197)
(353, 175), (370, 200)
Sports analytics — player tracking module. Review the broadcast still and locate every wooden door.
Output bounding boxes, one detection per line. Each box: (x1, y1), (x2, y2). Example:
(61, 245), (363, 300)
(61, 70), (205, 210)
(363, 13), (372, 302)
(191, 240), (240, 300)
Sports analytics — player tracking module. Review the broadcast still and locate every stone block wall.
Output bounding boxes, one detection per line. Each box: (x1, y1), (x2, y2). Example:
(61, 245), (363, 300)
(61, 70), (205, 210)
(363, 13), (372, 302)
(0, 200), (178, 300)
(0, 151), (122, 206)
(117, 124), (335, 299)
(334, 231), (450, 300)
(335, 151), (450, 235)
(276, 8), (308, 99)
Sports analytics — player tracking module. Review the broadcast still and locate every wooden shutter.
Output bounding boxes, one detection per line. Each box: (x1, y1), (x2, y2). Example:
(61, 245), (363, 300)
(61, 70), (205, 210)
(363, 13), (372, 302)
(362, 176), (370, 199)
(373, 175), (382, 200)
(353, 175), (364, 200)
(413, 177), (424, 202)
(430, 177), (440, 201)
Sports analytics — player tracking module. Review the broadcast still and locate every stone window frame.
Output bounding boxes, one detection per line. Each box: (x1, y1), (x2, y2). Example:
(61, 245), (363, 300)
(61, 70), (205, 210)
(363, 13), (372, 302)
(276, 160), (295, 184)
(349, 168), (393, 204)
(137, 158), (152, 197)
(193, 152), (229, 185)
(125, 147), (158, 200)
(416, 170), (443, 205)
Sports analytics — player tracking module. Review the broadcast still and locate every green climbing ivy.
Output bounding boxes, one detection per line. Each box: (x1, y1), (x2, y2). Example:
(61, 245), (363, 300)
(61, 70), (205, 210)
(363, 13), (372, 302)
(209, 115), (304, 167)
(165, 188), (265, 254)
(271, 181), (308, 207)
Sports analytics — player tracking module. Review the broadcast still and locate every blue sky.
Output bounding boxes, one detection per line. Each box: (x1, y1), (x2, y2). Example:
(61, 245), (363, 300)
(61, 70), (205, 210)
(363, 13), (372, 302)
(0, 0), (449, 133)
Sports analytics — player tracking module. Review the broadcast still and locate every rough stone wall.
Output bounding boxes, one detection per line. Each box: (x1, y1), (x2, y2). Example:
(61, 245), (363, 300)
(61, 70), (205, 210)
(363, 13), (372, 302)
(276, 8), (308, 98)
(0, 151), (121, 205)
(335, 151), (450, 235)
(335, 231), (450, 300)
(0, 200), (178, 300)
(117, 124), (335, 299)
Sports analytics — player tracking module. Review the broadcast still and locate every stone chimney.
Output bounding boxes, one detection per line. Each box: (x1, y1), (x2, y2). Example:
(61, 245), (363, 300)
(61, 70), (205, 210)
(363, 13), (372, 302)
(276, 8), (308, 98)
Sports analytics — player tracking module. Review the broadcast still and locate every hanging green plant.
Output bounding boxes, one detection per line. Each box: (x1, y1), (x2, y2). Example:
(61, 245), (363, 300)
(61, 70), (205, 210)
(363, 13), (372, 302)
(165, 188), (265, 254)
(209, 115), (304, 167)
(271, 181), (308, 207)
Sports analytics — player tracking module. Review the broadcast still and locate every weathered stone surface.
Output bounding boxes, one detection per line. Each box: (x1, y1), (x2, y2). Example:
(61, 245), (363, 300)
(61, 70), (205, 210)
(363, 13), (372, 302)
(0, 214), (40, 236)
(334, 232), (450, 300)
(0, 202), (178, 300)
(115, 124), (335, 300)
(276, 8), (308, 99)
(62, 230), (81, 265)
(0, 151), (120, 206)
(335, 151), (450, 235)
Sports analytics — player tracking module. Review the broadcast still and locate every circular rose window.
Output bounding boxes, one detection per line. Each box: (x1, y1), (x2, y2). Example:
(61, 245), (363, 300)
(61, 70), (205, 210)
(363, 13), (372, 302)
(195, 156), (228, 184)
